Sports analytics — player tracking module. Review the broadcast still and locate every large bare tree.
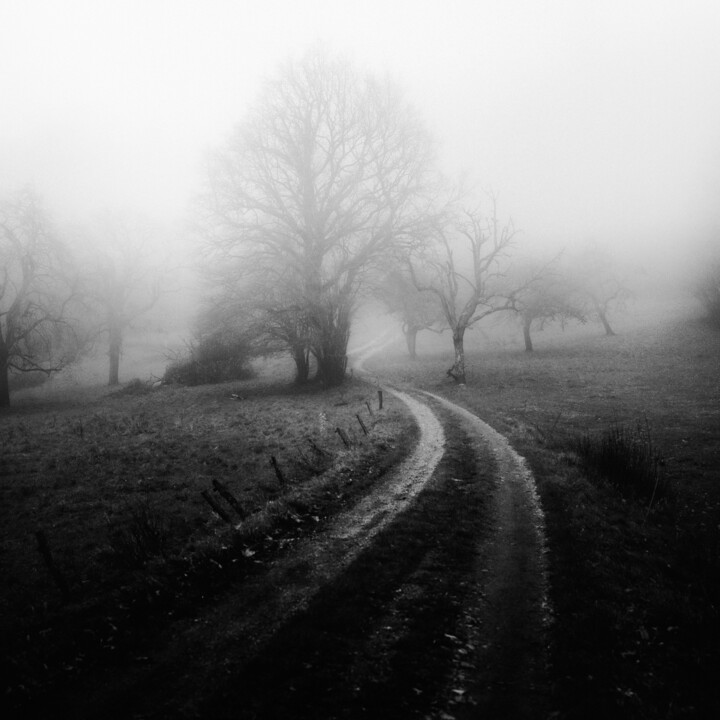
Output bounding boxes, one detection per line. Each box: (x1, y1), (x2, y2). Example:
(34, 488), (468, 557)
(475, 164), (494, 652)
(199, 48), (433, 385)
(0, 189), (81, 406)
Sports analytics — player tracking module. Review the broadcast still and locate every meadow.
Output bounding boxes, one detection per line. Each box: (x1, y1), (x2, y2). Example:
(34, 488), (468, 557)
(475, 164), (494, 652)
(1, 295), (718, 718)
(0, 360), (414, 713)
(367, 297), (720, 718)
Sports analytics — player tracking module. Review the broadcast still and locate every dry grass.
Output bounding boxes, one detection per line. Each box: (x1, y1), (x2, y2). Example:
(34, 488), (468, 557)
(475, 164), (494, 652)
(0, 356), (413, 710)
(367, 302), (720, 718)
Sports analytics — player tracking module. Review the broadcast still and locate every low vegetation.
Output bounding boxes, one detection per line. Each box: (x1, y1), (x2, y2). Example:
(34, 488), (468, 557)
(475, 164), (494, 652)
(162, 330), (255, 386)
(370, 308), (720, 719)
(571, 421), (667, 504)
(2, 304), (717, 718)
(0, 360), (414, 714)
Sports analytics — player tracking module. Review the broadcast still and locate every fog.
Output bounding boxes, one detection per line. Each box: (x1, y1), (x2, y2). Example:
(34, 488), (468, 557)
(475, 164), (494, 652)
(2, 0), (719, 286)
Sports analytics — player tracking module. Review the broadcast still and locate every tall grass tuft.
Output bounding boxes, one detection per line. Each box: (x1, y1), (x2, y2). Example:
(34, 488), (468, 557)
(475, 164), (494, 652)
(571, 421), (668, 504)
(107, 505), (170, 568)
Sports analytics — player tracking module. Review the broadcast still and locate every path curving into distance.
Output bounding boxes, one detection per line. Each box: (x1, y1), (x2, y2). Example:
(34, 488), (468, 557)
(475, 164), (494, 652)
(419, 389), (552, 717)
(352, 337), (552, 715)
(60, 336), (552, 719)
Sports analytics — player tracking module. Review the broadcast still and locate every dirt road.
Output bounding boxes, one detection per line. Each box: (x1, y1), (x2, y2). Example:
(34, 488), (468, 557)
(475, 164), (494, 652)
(37, 347), (552, 719)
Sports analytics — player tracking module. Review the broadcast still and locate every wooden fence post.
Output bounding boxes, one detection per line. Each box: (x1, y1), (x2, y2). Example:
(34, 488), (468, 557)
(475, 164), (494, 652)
(201, 491), (233, 524)
(356, 413), (368, 436)
(336, 427), (351, 448)
(212, 479), (245, 518)
(270, 455), (286, 484)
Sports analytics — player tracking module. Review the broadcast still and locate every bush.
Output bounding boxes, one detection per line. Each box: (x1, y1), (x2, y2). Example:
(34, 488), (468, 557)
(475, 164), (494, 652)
(163, 330), (254, 386)
(111, 378), (155, 397)
(571, 421), (668, 503)
(8, 370), (50, 391)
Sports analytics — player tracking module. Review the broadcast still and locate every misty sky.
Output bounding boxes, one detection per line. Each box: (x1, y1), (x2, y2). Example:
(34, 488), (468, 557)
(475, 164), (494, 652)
(1, 0), (719, 267)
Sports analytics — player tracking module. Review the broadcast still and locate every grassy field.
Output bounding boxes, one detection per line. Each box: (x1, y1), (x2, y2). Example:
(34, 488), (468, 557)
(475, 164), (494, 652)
(2, 299), (718, 718)
(0, 359), (415, 713)
(367, 302), (720, 719)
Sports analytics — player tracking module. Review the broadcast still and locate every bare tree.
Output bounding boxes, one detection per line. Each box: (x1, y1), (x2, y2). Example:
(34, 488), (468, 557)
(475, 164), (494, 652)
(569, 244), (633, 336)
(203, 268), (312, 382)
(0, 189), (81, 406)
(509, 257), (584, 352)
(80, 215), (164, 385)
(198, 48), (433, 385)
(409, 197), (521, 384)
(378, 268), (444, 358)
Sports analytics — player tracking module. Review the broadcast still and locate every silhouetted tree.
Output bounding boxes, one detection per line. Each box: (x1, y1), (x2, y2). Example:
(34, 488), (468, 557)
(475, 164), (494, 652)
(81, 215), (164, 385)
(0, 189), (81, 406)
(569, 244), (632, 336)
(199, 48), (433, 385)
(509, 258), (584, 351)
(378, 269), (444, 358)
(202, 270), (312, 382)
(409, 196), (523, 384)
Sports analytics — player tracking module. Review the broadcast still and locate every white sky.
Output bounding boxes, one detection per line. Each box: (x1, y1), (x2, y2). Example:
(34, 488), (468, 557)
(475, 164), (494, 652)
(1, 0), (719, 266)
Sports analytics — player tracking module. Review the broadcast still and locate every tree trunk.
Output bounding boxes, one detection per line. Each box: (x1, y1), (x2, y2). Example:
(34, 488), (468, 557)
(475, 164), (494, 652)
(405, 326), (418, 359)
(0, 353), (9, 408)
(523, 317), (534, 352)
(315, 350), (347, 386)
(598, 309), (615, 336)
(312, 301), (351, 386)
(108, 320), (122, 386)
(292, 345), (310, 384)
(447, 326), (467, 384)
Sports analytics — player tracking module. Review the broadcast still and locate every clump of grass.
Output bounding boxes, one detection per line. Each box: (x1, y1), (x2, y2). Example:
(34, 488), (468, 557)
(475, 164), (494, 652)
(112, 378), (154, 396)
(571, 421), (668, 504)
(107, 505), (170, 568)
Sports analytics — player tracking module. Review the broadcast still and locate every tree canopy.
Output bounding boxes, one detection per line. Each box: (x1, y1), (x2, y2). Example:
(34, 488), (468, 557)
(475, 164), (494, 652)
(198, 49), (434, 384)
(0, 189), (81, 405)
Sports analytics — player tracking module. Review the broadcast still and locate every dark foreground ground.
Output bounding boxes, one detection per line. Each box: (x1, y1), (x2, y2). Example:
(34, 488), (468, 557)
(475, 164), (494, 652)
(1, 307), (719, 718)
(368, 311), (720, 719)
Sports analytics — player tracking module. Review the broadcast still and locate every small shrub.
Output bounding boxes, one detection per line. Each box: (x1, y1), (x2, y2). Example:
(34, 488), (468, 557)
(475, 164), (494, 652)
(571, 421), (668, 502)
(8, 370), (50, 391)
(112, 378), (154, 396)
(107, 505), (170, 568)
(163, 331), (254, 386)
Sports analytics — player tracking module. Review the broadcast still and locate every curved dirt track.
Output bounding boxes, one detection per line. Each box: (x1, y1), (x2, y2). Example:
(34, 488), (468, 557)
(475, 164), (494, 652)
(419, 389), (551, 718)
(40, 344), (552, 719)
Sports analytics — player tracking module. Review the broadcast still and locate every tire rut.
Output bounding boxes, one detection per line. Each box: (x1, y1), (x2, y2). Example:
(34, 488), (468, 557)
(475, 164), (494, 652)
(420, 391), (552, 719)
(199, 409), (494, 719)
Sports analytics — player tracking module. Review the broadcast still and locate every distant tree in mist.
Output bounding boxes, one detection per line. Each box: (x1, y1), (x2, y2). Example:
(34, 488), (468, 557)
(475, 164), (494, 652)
(694, 255), (720, 328)
(198, 48), (434, 385)
(377, 268), (444, 359)
(408, 195), (525, 384)
(508, 257), (584, 352)
(0, 189), (83, 406)
(200, 271), (311, 382)
(80, 215), (164, 386)
(569, 244), (632, 336)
